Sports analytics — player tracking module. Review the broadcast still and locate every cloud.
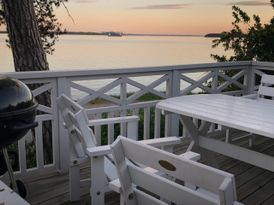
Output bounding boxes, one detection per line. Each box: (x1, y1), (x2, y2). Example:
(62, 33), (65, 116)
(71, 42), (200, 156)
(228, 1), (270, 6)
(131, 4), (190, 10)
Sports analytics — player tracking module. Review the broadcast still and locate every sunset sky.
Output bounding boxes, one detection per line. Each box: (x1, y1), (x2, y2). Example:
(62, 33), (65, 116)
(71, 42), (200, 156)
(54, 0), (274, 35)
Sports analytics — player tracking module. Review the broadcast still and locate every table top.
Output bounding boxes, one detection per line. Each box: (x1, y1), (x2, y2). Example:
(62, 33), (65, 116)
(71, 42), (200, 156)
(0, 180), (29, 205)
(157, 94), (274, 139)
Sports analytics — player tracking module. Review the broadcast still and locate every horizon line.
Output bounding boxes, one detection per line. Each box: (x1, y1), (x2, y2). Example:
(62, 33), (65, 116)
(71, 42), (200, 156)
(0, 30), (210, 37)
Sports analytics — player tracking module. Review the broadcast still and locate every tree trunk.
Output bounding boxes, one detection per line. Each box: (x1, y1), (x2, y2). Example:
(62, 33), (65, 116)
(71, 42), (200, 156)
(2, 0), (53, 163)
(2, 0), (48, 72)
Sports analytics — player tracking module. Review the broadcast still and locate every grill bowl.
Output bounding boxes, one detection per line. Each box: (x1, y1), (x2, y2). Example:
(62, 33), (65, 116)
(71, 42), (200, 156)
(0, 76), (38, 147)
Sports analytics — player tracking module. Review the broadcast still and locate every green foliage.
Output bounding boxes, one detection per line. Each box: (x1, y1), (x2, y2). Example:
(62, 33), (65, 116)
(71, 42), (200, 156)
(0, 0), (68, 54)
(211, 0), (274, 62)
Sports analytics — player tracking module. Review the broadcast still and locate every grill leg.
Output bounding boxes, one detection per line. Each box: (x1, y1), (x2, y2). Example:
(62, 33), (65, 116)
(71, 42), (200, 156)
(2, 147), (18, 193)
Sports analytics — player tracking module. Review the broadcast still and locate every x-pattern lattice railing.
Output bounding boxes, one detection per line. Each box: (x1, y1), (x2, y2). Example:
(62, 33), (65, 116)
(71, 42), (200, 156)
(0, 61), (273, 176)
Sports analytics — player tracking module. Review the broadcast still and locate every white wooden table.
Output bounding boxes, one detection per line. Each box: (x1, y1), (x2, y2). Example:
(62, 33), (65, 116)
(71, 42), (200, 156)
(0, 180), (29, 205)
(157, 94), (274, 171)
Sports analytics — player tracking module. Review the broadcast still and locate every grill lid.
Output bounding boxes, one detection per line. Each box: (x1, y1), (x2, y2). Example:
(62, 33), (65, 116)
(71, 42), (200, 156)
(0, 76), (37, 117)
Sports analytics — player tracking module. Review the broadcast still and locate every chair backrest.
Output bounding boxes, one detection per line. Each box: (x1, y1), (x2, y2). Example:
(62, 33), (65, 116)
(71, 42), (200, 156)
(258, 74), (274, 101)
(111, 136), (238, 205)
(57, 94), (97, 159)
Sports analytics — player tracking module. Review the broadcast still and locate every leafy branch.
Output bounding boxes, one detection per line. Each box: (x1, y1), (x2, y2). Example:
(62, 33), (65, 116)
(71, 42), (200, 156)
(211, 0), (274, 62)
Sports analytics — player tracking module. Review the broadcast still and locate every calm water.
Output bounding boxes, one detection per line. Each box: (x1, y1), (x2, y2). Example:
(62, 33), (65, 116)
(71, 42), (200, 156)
(0, 34), (226, 72)
(0, 34), (227, 95)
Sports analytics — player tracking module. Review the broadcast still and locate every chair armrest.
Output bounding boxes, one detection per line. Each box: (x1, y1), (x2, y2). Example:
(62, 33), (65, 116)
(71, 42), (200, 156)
(140, 136), (183, 147)
(242, 93), (257, 99)
(89, 116), (139, 126)
(87, 145), (111, 157)
(87, 136), (183, 157)
(179, 151), (200, 161)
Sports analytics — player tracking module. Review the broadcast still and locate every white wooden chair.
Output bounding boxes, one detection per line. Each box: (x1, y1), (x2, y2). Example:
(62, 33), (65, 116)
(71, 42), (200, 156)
(57, 94), (139, 201)
(245, 73), (274, 101)
(225, 73), (274, 146)
(111, 136), (243, 205)
(57, 94), (199, 204)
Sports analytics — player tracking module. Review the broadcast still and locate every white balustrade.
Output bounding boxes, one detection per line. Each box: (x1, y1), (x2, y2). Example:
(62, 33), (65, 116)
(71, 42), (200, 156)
(0, 61), (273, 176)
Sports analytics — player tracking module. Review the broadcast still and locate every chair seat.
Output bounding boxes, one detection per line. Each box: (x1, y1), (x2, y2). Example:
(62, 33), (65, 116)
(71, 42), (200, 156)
(109, 151), (201, 194)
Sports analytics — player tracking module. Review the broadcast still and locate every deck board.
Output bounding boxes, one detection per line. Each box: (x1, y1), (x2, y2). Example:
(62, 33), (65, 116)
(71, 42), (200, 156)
(19, 133), (274, 205)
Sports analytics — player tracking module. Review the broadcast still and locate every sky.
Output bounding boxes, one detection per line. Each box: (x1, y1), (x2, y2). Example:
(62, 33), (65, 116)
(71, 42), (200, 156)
(2, 0), (274, 35)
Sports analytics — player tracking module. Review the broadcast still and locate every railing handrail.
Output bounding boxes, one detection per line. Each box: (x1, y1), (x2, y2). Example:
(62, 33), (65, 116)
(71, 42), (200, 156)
(1, 61), (253, 79)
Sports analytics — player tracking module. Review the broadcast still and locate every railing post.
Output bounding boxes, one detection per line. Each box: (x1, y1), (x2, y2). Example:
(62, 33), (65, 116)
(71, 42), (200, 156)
(120, 77), (127, 136)
(244, 61), (255, 95)
(211, 69), (219, 93)
(165, 70), (180, 136)
(57, 77), (70, 173)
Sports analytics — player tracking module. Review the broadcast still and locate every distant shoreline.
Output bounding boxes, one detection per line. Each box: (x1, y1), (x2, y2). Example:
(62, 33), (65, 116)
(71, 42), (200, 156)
(0, 30), (204, 37)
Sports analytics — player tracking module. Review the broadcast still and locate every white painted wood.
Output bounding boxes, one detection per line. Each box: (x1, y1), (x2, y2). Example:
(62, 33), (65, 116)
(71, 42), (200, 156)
(32, 83), (52, 97)
(89, 116), (139, 126)
(144, 107), (150, 139)
(166, 71), (179, 137)
(258, 85), (274, 98)
(228, 73), (274, 147)
(180, 151), (201, 161)
(217, 70), (246, 92)
(154, 108), (161, 138)
(2, 61), (272, 182)
(261, 73), (274, 84)
(107, 112), (115, 144)
(242, 93), (257, 99)
(180, 72), (214, 94)
(2, 61), (256, 80)
(120, 111), (127, 137)
(95, 113), (102, 146)
(90, 156), (106, 205)
(258, 74), (274, 99)
(0, 180), (30, 205)
(109, 178), (121, 193)
(87, 137), (184, 157)
(69, 164), (81, 201)
(127, 75), (168, 103)
(57, 77), (72, 173)
(35, 122), (44, 169)
(157, 94), (274, 138)
(127, 120), (138, 140)
(199, 135), (274, 172)
(57, 94), (142, 202)
(51, 80), (60, 172)
(134, 188), (168, 205)
(77, 78), (122, 106)
(157, 94), (274, 171)
(111, 136), (240, 205)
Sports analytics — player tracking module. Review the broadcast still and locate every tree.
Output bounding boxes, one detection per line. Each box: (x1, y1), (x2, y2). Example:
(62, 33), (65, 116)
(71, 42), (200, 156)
(1, 0), (49, 72)
(0, 0), (67, 163)
(211, 0), (274, 62)
(0, 0), (67, 57)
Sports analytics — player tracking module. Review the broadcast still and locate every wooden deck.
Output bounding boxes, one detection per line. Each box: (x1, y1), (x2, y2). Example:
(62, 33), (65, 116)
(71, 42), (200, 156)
(21, 132), (274, 205)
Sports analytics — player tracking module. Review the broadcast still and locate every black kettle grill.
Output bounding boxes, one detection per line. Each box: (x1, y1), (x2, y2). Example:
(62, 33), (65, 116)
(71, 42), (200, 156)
(0, 75), (38, 197)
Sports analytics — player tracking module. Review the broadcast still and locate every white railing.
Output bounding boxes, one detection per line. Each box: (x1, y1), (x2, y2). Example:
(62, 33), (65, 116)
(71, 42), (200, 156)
(1, 61), (273, 176)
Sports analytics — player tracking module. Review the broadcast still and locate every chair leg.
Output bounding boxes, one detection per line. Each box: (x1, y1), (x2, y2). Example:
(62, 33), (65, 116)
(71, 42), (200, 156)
(248, 134), (256, 148)
(69, 164), (81, 201)
(120, 193), (125, 205)
(225, 128), (232, 143)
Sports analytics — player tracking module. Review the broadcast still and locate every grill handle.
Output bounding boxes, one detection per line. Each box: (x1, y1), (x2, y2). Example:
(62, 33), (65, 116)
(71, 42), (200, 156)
(9, 122), (38, 131)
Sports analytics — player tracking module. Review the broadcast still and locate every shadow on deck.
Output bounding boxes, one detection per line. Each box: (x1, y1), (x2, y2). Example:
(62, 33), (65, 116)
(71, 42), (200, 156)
(23, 132), (274, 205)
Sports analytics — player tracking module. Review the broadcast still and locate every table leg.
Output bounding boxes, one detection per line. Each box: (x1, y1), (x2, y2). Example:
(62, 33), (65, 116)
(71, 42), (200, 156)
(179, 116), (218, 167)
